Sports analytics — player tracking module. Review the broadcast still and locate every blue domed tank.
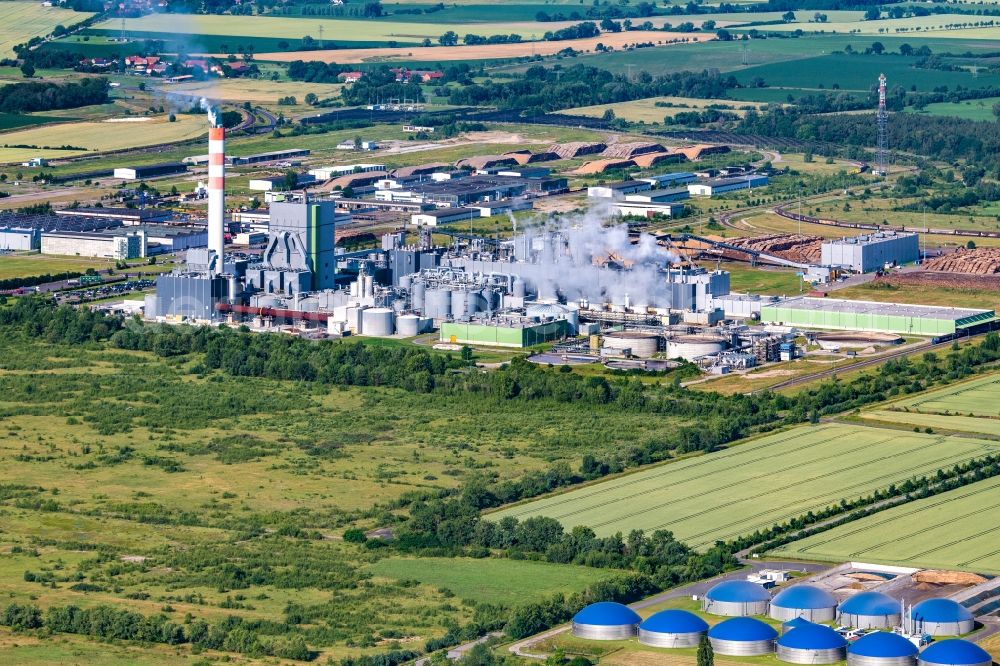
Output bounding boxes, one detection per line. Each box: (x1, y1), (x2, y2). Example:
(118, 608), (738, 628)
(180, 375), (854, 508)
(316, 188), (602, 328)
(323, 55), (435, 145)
(776, 623), (848, 664)
(770, 584), (839, 622)
(848, 632), (920, 666)
(918, 640), (992, 666)
(704, 580), (772, 617)
(839, 592), (901, 629)
(571, 602), (641, 640)
(911, 599), (975, 636)
(708, 617), (778, 656)
(638, 609), (709, 648)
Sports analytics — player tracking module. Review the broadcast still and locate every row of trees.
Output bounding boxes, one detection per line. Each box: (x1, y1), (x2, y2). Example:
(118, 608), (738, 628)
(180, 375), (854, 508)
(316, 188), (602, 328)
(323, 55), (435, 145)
(0, 78), (108, 113)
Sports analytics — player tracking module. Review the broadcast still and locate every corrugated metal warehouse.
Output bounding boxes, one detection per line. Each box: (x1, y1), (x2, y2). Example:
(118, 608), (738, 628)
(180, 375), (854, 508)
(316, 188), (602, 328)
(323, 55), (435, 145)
(760, 297), (995, 336)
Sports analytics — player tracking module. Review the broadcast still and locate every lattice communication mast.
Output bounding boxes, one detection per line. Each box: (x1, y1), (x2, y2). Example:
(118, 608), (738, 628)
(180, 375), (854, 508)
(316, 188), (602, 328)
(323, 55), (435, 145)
(875, 72), (888, 177)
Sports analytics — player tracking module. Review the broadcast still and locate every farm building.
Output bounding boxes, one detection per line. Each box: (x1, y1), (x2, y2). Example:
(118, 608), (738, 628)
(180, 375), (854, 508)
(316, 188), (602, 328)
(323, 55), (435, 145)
(769, 585), (838, 622)
(820, 231), (919, 273)
(917, 640), (991, 666)
(587, 180), (653, 199)
(633, 152), (685, 168)
(113, 162), (187, 180)
(638, 610), (708, 648)
(704, 580), (771, 616)
(708, 617), (777, 656)
(837, 592), (900, 629)
(910, 599), (975, 636)
(775, 623), (847, 664)
(688, 175), (768, 196)
(848, 631), (919, 666)
(570, 602), (641, 640)
(410, 208), (478, 227)
(574, 159), (636, 175)
(603, 142), (666, 159)
(549, 141), (606, 159)
(673, 144), (731, 160)
(759, 297), (995, 336)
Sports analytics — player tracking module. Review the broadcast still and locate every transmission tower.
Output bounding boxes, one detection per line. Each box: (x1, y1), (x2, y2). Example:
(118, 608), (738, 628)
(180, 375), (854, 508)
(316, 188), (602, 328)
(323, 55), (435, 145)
(875, 72), (888, 178)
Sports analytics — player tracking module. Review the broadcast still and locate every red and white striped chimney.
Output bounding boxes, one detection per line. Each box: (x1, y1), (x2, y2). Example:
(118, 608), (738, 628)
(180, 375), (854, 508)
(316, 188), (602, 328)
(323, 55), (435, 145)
(207, 124), (225, 273)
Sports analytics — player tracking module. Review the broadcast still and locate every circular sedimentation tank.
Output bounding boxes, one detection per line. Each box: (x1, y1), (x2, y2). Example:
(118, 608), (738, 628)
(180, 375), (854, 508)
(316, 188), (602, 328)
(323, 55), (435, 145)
(571, 602), (641, 640)
(708, 617), (778, 656)
(848, 631), (919, 666)
(776, 623), (848, 664)
(638, 609), (709, 648)
(838, 592), (901, 629)
(770, 585), (839, 622)
(918, 640), (992, 666)
(910, 599), (975, 636)
(602, 331), (661, 359)
(704, 580), (772, 617)
(815, 332), (902, 350)
(666, 334), (726, 361)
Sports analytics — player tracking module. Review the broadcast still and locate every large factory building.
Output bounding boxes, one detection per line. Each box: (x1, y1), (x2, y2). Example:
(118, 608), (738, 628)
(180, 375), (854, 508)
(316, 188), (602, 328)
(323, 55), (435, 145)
(821, 231), (919, 273)
(440, 317), (571, 347)
(760, 297), (995, 336)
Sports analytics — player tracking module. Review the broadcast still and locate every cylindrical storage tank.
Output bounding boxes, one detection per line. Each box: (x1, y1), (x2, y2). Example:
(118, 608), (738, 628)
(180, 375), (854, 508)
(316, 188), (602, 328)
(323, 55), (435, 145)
(918, 640), (991, 666)
(770, 585), (838, 622)
(911, 599), (975, 636)
(666, 335), (726, 361)
(513, 277), (526, 298)
(362, 308), (394, 336)
(704, 581), (771, 617)
(566, 307), (579, 335)
(424, 289), (450, 320)
(396, 314), (421, 337)
(838, 592), (900, 629)
(776, 623), (847, 664)
(571, 602), (641, 641)
(602, 331), (661, 359)
(638, 609), (708, 648)
(399, 275), (412, 291)
(411, 281), (426, 311)
(451, 289), (469, 320)
(708, 617), (777, 656)
(468, 289), (488, 316)
(848, 631), (919, 666)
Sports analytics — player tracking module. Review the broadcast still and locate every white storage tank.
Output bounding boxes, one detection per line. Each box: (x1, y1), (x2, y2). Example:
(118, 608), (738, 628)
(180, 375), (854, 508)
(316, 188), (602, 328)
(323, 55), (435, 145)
(424, 288), (451, 320)
(451, 289), (470, 320)
(362, 308), (395, 336)
(602, 331), (660, 358)
(397, 314), (421, 337)
(411, 281), (426, 311)
(667, 334), (726, 361)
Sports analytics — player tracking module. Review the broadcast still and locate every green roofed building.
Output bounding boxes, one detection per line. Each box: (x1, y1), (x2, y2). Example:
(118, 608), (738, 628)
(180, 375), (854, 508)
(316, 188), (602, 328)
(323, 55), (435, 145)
(440, 318), (570, 348)
(760, 297), (994, 336)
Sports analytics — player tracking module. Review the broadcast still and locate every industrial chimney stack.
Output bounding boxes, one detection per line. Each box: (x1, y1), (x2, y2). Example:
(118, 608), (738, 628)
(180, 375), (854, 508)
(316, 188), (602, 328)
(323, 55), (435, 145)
(207, 120), (225, 273)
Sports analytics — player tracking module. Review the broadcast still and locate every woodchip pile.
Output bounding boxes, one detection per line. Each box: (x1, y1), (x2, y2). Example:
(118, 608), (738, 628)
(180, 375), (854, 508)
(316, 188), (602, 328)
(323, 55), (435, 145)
(727, 233), (823, 264)
(922, 247), (1000, 275)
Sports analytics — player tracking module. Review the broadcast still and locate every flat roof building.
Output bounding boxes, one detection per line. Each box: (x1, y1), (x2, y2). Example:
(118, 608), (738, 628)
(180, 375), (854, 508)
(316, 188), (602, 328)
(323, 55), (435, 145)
(688, 175), (768, 196)
(760, 297), (994, 336)
(113, 163), (187, 180)
(639, 172), (697, 188)
(612, 201), (685, 218)
(587, 180), (654, 199)
(821, 231), (919, 273)
(624, 187), (690, 203)
(411, 208), (478, 227)
(55, 207), (172, 225)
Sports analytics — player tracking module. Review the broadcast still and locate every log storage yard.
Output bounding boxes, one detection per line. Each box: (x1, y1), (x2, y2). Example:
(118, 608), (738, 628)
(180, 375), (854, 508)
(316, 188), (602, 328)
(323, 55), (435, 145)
(1, 0), (1000, 664)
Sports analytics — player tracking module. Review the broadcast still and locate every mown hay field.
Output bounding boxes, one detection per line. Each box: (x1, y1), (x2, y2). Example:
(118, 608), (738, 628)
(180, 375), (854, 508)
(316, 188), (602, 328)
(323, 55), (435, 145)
(488, 423), (998, 549)
(562, 96), (772, 123)
(771, 475), (1000, 573)
(0, 1), (93, 56)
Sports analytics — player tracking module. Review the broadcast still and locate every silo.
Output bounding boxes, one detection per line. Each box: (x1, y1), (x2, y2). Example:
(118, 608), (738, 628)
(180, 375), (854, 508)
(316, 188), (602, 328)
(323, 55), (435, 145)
(638, 609), (708, 648)
(397, 314), (421, 337)
(666, 335), (727, 361)
(911, 599), (975, 636)
(918, 640), (992, 666)
(513, 277), (527, 298)
(411, 281), (426, 311)
(838, 592), (900, 629)
(362, 308), (394, 336)
(770, 585), (838, 622)
(848, 631), (919, 666)
(451, 289), (469, 320)
(468, 289), (489, 315)
(571, 602), (641, 640)
(424, 289), (451, 320)
(704, 580), (771, 617)
(708, 617), (777, 656)
(776, 623), (847, 664)
(602, 331), (661, 359)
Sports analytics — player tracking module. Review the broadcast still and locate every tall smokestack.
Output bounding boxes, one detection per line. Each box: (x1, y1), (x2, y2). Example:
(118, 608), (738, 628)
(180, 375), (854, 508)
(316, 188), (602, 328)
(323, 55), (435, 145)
(208, 122), (225, 274)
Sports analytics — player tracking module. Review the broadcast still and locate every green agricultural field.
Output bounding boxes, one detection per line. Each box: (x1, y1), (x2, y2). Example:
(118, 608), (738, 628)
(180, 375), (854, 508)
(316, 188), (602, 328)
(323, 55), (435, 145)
(862, 410), (1000, 437)
(562, 96), (771, 123)
(488, 423), (998, 548)
(0, 112), (71, 132)
(368, 557), (613, 605)
(756, 13), (1000, 37)
(913, 96), (1000, 122)
(0, 1), (92, 57)
(889, 373), (1000, 417)
(702, 261), (807, 295)
(772, 475), (1000, 573)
